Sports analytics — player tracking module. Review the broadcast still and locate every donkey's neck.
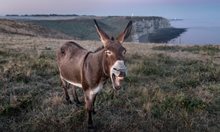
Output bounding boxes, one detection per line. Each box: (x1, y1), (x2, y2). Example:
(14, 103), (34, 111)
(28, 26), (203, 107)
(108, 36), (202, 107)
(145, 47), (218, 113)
(82, 49), (108, 88)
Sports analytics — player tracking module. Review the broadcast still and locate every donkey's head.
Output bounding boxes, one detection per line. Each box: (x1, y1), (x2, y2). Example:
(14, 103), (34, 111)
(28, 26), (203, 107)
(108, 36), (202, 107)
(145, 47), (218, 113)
(94, 20), (132, 90)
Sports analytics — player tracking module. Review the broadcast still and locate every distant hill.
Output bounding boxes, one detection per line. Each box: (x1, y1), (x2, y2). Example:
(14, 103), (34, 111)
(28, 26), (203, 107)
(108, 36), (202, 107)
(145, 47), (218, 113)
(1, 16), (186, 43)
(25, 17), (124, 40)
(26, 16), (185, 43)
(6, 14), (79, 17)
(0, 19), (70, 39)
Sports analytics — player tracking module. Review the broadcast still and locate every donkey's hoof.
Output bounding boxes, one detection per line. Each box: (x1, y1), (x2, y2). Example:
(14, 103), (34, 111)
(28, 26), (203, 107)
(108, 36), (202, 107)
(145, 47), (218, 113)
(68, 101), (73, 104)
(75, 101), (83, 107)
(88, 124), (95, 130)
(64, 100), (72, 105)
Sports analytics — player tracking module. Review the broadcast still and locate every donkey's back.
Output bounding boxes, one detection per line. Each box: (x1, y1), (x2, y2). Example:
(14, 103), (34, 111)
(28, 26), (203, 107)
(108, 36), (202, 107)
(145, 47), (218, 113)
(57, 41), (87, 61)
(57, 41), (88, 84)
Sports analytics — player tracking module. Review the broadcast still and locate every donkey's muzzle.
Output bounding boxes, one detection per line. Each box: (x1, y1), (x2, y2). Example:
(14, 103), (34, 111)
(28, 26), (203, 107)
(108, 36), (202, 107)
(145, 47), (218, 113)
(112, 68), (127, 77)
(118, 71), (126, 77)
(110, 60), (127, 90)
(113, 70), (126, 90)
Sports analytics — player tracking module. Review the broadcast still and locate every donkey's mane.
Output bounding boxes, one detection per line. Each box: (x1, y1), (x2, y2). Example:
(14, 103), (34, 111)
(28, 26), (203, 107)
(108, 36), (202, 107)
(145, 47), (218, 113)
(94, 46), (104, 52)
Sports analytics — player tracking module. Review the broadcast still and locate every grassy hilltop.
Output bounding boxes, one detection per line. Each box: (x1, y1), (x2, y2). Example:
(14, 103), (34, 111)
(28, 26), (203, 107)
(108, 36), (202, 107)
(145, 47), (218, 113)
(25, 16), (185, 43)
(0, 32), (220, 131)
(0, 19), (70, 39)
(1, 16), (185, 43)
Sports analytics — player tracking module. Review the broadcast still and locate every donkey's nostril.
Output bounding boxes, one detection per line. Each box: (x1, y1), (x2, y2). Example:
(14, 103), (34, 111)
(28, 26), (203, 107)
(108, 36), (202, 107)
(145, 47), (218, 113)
(113, 68), (119, 71)
(119, 72), (126, 77)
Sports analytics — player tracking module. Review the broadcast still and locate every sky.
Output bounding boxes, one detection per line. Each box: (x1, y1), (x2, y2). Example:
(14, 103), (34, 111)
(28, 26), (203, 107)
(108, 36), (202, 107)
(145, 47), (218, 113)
(0, 0), (220, 19)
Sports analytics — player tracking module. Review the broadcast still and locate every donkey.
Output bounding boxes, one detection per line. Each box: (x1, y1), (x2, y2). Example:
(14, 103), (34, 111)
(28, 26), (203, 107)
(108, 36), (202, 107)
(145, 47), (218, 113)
(56, 19), (132, 129)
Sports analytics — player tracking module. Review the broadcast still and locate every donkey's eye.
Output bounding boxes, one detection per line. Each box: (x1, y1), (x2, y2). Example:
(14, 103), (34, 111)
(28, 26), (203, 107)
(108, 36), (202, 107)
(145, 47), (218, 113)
(122, 50), (126, 55)
(105, 50), (112, 56)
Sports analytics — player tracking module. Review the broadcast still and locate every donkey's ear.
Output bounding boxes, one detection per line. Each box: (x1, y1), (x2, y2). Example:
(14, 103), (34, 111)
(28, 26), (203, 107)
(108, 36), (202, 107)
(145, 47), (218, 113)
(117, 21), (132, 43)
(94, 19), (110, 46)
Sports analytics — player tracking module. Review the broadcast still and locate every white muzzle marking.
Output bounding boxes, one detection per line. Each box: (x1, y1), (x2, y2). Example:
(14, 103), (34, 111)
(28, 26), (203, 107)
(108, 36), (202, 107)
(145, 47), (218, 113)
(110, 60), (127, 89)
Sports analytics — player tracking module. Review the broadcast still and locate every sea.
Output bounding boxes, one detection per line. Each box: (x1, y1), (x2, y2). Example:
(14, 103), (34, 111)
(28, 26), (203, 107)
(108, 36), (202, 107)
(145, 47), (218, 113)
(169, 18), (220, 45)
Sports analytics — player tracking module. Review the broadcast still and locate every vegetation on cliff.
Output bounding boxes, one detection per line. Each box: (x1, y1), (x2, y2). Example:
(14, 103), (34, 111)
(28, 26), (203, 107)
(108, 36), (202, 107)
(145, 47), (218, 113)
(25, 16), (185, 43)
(0, 19), (70, 39)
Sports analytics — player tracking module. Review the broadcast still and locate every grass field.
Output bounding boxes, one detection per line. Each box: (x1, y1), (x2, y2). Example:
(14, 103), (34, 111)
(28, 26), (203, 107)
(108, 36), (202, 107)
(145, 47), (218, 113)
(0, 34), (220, 131)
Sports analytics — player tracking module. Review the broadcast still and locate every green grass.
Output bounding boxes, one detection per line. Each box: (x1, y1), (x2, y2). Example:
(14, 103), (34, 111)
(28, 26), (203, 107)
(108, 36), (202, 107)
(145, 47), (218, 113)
(152, 45), (183, 52)
(0, 37), (220, 131)
(147, 28), (186, 43)
(182, 45), (220, 55)
(153, 45), (220, 55)
(28, 18), (115, 40)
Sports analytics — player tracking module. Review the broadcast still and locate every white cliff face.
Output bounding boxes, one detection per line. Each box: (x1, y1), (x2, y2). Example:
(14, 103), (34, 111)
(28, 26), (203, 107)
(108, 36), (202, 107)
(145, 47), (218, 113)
(131, 18), (170, 42)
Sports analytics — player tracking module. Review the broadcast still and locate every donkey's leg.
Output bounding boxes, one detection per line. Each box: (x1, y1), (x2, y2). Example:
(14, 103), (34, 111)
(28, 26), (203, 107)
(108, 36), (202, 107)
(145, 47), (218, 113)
(92, 95), (97, 114)
(84, 90), (96, 129)
(60, 78), (72, 104)
(71, 85), (81, 105)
